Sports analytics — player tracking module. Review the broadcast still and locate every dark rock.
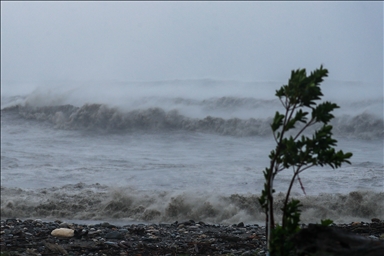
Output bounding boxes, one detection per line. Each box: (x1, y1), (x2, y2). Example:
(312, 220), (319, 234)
(183, 220), (195, 226)
(88, 229), (103, 237)
(237, 222), (245, 228)
(128, 226), (146, 235)
(142, 236), (161, 243)
(352, 226), (370, 233)
(292, 224), (384, 256)
(74, 229), (88, 238)
(104, 241), (119, 247)
(104, 231), (125, 239)
(101, 222), (110, 227)
(216, 234), (242, 242)
(44, 242), (68, 255)
(59, 222), (70, 228)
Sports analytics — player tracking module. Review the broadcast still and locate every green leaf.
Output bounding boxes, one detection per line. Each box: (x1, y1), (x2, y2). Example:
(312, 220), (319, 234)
(321, 219), (334, 226)
(271, 112), (284, 132)
(312, 101), (339, 123)
(294, 109), (308, 124)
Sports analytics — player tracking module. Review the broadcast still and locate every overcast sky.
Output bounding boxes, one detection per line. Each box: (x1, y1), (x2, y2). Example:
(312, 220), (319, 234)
(1, 1), (383, 84)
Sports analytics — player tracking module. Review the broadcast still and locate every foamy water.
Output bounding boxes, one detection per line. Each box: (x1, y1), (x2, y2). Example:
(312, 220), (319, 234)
(1, 79), (383, 225)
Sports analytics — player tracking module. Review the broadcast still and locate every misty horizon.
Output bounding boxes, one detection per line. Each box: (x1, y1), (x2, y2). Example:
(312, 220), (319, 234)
(1, 2), (383, 85)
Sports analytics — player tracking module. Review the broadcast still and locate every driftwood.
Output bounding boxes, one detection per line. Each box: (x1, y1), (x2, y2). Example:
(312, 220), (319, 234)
(291, 224), (384, 256)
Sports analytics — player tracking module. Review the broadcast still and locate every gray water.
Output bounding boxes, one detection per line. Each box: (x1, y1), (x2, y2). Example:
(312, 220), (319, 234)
(1, 79), (383, 225)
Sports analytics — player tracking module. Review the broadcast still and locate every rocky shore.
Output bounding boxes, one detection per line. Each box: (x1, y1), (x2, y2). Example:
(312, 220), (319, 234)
(1, 218), (383, 256)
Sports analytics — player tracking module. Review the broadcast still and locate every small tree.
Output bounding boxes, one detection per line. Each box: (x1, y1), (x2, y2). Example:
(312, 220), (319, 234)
(258, 65), (353, 255)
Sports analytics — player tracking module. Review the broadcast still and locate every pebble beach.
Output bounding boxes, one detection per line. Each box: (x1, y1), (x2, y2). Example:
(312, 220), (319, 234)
(1, 218), (383, 256)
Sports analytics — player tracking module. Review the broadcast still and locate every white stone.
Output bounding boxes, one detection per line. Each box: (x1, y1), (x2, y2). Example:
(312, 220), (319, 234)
(51, 228), (74, 238)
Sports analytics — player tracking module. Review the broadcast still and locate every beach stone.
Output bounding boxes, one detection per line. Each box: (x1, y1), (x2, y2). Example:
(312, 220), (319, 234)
(59, 222), (70, 228)
(187, 225), (199, 231)
(44, 242), (68, 254)
(51, 228), (74, 238)
(143, 235), (161, 242)
(104, 231), (125, 239)
(88, 229), (103, 236)
(101, 222), (110, 227)
(352, 226), (370, 233)
(104, 241), (119, 247)
(128, 226), (146, 235)
(183, 220), (195, 226)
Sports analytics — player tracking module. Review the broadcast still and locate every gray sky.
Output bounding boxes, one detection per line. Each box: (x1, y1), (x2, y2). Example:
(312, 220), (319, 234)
(1, 1), (383, 84)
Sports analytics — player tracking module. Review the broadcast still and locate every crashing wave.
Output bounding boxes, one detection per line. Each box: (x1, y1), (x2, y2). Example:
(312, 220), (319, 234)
(1, 184), (382, 224)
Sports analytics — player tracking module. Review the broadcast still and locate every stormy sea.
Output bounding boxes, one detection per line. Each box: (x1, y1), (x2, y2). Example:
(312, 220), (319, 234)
(1, 79), (383, 225)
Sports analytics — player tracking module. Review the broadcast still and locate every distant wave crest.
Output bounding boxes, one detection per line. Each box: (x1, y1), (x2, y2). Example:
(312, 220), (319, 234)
(2, 103), (272, 136)
(2, 102), (383, 139)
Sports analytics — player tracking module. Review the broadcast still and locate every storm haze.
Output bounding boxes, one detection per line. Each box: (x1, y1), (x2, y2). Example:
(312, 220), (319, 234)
(1, 1), (382, 85)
